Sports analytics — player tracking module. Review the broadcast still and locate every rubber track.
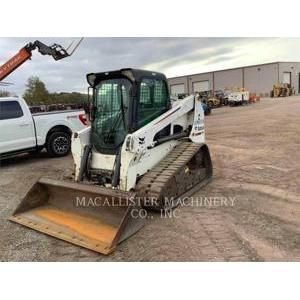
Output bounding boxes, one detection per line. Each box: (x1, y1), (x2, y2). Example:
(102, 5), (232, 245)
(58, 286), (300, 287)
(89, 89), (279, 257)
(135, 140), (207, 209)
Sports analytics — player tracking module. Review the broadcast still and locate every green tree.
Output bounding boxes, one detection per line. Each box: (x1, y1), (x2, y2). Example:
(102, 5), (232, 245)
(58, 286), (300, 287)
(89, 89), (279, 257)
(0, 90), (10, 97)
(23, 76), (50, 105)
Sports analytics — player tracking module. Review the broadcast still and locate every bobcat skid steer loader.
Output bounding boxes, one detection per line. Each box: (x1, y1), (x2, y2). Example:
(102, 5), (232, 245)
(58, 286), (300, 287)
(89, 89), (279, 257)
(10, 69), (213, 255)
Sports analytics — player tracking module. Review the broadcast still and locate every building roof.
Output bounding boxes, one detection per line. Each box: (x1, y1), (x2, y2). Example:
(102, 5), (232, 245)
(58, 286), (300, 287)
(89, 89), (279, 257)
(168, 61), (300, 80)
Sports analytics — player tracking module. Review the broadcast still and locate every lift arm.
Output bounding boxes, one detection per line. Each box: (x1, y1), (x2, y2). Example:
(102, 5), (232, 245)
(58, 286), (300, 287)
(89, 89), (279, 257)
(0, 39), (83, 82)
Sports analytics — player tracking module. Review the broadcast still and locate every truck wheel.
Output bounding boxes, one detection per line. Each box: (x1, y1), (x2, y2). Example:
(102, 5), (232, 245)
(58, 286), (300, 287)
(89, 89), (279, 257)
(46, 131), (71, 157)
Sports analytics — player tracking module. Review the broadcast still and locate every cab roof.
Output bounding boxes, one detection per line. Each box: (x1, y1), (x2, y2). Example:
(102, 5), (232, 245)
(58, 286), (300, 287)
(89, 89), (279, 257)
(87, 68), (167, 87)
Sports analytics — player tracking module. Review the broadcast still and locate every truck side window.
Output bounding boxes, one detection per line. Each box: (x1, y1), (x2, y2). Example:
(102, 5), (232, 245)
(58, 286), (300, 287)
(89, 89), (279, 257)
(0, 101), (24, 120)
(138, 78), (169, 128)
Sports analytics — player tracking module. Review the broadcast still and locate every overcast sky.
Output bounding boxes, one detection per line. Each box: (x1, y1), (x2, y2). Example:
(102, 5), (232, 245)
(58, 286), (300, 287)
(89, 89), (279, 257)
(1, 37), (300, 95)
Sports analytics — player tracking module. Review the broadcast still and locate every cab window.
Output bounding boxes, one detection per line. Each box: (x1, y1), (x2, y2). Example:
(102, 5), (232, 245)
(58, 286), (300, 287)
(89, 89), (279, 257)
(92, 78), (131, 153)
(138, 78), (168, 128)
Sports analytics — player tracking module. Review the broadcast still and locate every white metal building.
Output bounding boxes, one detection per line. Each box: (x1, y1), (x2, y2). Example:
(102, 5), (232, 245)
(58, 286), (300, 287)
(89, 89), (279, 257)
(168, 62), (300, 97)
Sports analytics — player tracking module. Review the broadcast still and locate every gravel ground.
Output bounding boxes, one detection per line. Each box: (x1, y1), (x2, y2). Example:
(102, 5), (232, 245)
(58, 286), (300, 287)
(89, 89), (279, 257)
(0, 96), (299, 261)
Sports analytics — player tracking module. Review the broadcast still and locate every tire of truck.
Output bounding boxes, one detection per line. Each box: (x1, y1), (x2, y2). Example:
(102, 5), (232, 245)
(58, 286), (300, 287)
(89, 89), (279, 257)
(46, 131), (71, 157)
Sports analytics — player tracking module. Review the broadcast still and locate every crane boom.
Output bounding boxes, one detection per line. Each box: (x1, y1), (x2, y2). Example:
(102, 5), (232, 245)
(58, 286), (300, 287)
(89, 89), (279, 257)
(0, 39), (83, 82)
(0, 47), (31, 82)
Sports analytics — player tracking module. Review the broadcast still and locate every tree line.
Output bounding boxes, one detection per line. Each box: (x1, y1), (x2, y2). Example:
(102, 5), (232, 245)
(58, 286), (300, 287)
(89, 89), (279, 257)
(0, 90), (10, 97)
(0, 76), (88, 105)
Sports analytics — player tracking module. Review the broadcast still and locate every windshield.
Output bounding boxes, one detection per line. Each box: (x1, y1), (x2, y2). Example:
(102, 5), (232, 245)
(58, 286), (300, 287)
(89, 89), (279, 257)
(92, 78), (131, 154)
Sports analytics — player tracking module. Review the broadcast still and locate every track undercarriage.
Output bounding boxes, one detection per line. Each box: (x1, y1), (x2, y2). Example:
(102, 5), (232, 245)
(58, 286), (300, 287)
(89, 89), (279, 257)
(136, 140), (213, 210)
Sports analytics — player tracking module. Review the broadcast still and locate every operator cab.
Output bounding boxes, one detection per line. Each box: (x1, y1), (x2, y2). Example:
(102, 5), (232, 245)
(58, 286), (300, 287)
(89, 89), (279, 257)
(87, 68), (171, 155)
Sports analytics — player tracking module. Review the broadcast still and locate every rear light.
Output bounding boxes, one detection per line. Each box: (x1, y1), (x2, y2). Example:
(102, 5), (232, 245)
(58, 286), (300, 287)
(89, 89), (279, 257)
(79, 113), (88, 126)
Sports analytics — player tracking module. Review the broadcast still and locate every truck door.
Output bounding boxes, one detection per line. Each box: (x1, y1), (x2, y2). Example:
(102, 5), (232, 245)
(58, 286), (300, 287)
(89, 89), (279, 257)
(0, 100), (36, 154)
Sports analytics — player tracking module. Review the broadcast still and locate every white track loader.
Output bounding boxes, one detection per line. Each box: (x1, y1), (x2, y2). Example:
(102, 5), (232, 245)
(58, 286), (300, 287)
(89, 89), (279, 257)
(10, 69), (213, 254)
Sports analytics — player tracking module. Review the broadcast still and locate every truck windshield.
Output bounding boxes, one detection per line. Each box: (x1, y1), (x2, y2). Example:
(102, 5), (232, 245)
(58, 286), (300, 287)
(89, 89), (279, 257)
(92, 78), (131, 154)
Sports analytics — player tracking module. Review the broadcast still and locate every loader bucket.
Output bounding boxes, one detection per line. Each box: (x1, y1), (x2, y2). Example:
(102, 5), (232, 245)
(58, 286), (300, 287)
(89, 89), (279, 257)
(9, 178), (144, 255)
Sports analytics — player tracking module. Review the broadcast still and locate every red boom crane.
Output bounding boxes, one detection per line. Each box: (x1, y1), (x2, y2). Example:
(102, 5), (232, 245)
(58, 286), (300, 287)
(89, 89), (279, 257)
(0, 39), (83, 82)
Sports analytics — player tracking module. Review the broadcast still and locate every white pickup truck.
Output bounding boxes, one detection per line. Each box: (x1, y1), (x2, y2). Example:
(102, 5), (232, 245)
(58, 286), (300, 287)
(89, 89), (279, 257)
(0, 97), (88, 159)
(228, 91), (249, 106)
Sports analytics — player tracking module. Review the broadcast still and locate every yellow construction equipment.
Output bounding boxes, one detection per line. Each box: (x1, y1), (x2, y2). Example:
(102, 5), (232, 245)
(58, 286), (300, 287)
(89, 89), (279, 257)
(271, 83), (294, 98)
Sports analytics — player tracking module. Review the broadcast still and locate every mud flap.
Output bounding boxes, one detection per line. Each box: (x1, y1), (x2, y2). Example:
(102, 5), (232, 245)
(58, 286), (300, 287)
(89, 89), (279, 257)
(9, 178), (144, 255)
